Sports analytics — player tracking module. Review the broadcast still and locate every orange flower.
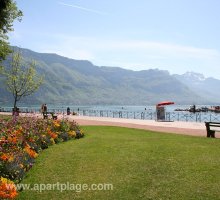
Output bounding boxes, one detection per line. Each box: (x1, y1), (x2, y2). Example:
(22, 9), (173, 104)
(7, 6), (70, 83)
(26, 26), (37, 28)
(0, 136), (6, 140)
(14, 128), (22, 135)
(0, 177), (18, 199)
(47, 129), (58, 139)
(0, 137), (7, 144)
(51, 133), (57, 139)
(28, 138), (35, 143)
(0, 154), (9, 161)
(24, 146), (38, 158)
(7, 136), (17, 144)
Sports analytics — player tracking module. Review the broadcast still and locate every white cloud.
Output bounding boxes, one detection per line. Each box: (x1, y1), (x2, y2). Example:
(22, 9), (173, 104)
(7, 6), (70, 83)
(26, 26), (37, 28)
(92, 39), (220, 60)
(58, 2), (108, 15)
(56, 36), (220, 77)
(10, 31), (220, 78)
(48, 35), (220, 66)
(61, 49), (95, 60)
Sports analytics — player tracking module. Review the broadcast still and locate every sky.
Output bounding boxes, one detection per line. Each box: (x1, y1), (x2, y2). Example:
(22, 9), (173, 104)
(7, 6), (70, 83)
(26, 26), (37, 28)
(9, 0), (220, 78)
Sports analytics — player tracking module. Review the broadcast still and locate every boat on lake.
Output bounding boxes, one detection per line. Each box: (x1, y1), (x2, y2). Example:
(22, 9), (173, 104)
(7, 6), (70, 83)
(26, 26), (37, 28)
(209, 106), (220, 113)
(174, 105), (209, 112)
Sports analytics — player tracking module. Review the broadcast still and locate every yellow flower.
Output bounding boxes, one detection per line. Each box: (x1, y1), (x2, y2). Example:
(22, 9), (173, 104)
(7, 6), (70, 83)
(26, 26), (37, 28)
(19, 164), (24, 169)
(1, 177), (8, 184)
(50, 138), (55, 144)
(8, 155), (14, 163)
(68, 131), (76, 137)
(53, 121), (60, 127)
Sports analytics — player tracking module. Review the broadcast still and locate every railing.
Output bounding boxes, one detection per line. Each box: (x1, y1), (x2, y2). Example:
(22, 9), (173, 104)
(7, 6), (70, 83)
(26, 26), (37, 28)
(165, 112), (220, 122)
(1, 107), (220, 122)
(77, 110), (220, 122)
(78, 110), (156, 120)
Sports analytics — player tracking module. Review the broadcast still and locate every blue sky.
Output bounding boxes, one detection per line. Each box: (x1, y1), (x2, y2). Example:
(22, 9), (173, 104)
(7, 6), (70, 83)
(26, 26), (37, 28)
(9, 0), (220, 78)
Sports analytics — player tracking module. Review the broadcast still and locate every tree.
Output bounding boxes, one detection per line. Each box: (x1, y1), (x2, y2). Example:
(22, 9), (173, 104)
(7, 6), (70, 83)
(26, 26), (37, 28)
(3, 51), (44, 108)
(0, 0), (22, 63)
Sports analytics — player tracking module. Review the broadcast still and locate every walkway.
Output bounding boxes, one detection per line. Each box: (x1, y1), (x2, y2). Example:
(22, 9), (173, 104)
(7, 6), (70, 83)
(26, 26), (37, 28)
(68, 115), (210, 138)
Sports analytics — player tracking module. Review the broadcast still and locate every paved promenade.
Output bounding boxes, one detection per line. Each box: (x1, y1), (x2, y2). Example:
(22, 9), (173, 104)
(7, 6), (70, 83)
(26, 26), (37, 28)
(68, 115), (209, 138)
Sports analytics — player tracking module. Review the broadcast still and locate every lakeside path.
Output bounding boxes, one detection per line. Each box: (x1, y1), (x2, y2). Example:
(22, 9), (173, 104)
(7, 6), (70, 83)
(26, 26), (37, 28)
(69, 115), (211, 138)
(1, 112), (216, 138)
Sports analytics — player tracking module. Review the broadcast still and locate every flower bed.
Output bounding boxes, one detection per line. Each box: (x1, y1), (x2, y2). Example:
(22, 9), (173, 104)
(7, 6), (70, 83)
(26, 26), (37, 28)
(0, 116), (84, 199)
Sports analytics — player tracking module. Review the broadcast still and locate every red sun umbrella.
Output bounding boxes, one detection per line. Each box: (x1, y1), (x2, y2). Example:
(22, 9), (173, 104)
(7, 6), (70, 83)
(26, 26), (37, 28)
(157, 101), (174, 107)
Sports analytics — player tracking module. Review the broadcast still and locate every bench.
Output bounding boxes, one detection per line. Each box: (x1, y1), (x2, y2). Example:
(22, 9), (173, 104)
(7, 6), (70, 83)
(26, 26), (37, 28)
(43, 112), (57, 120)
(205, 122), (220, 138)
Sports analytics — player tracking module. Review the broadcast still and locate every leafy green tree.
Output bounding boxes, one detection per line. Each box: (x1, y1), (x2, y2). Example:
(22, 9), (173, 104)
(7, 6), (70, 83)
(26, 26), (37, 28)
(0, 0), (22, 63)
(3, 51), (44, 108)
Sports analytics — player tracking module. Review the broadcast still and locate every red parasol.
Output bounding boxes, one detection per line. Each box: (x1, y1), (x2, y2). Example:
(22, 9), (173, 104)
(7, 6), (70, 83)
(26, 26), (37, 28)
(157, 101), (174, 107)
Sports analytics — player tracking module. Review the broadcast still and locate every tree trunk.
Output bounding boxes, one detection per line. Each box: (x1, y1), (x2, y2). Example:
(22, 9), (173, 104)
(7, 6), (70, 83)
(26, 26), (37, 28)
(14, 95), (17, 109)
(12, 95), (19, 117)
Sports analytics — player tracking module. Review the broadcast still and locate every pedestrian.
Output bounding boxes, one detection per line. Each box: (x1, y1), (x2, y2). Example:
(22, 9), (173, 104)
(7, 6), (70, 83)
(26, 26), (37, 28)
(67, 107), (70, 115)
(43, 104), (47, 113)
(41, 104), (44, 113)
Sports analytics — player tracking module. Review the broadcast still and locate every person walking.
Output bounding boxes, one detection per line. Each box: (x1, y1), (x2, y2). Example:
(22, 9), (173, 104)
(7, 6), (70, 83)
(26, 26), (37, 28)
(40, 104), (44, 113)
(43, 104), (47, 113)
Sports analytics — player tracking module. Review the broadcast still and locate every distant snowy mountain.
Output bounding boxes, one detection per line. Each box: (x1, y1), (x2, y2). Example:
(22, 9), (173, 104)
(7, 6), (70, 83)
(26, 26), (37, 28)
(174, 72), (220, 103)
(182, 72), (206, 82)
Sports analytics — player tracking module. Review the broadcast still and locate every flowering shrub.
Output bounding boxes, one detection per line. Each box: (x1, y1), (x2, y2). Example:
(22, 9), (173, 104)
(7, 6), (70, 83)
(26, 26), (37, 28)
(0, 116), (84, 199)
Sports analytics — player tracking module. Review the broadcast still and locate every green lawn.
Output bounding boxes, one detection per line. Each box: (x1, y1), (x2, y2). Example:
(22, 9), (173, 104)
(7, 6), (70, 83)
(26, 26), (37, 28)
(17, 126), (220, 200)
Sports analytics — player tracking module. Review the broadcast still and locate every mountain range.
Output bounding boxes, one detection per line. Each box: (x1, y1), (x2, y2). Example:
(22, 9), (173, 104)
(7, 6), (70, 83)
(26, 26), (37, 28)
(0, 47), (219, 106)
(174, 72), (220, 103)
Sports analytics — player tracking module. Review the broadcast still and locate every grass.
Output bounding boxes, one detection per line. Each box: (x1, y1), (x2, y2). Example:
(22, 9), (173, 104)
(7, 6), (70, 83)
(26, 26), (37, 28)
(17, 126), (220, 200)
(0, 114), (11, 120)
